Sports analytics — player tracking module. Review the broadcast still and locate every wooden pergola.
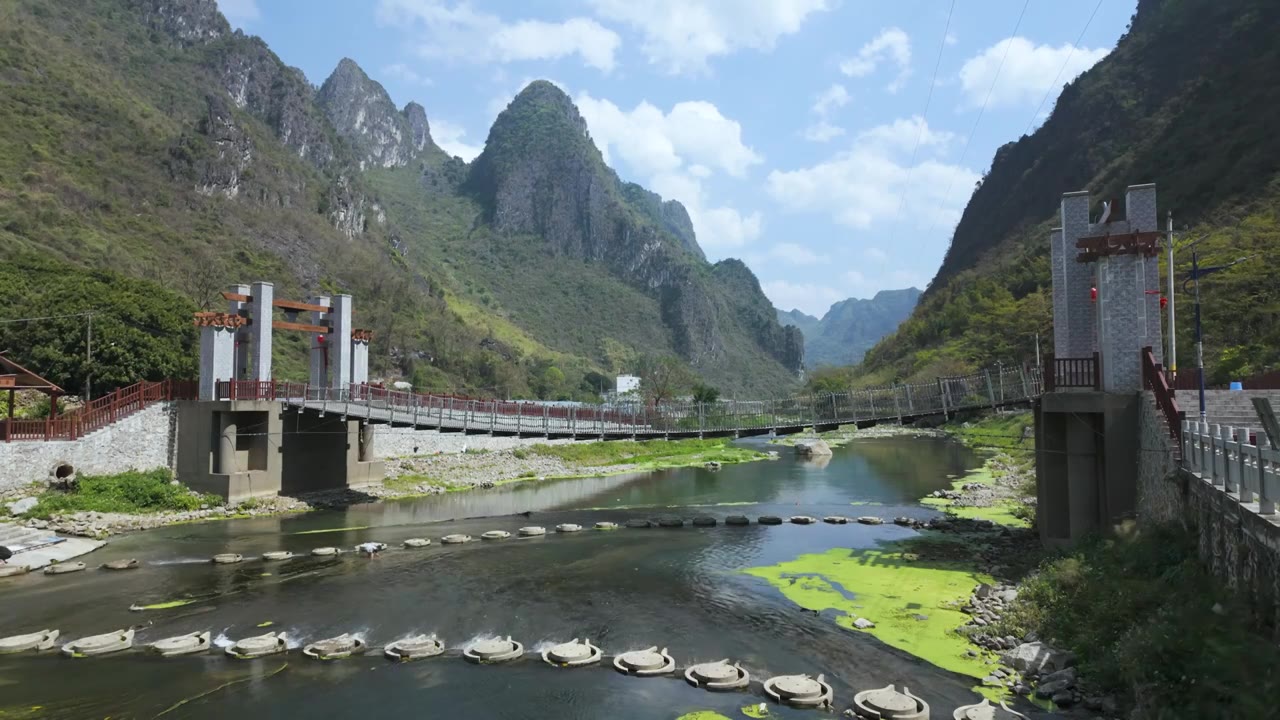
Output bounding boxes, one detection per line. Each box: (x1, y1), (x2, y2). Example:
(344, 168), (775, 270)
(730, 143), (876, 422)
(0, 352), (65, 420)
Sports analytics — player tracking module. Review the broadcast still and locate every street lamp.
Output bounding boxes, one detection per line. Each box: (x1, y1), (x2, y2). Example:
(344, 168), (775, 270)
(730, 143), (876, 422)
(1183, 251), (1256, 422)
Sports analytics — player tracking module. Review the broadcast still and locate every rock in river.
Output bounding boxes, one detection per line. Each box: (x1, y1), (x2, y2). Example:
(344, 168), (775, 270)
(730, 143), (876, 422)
(793, 439), (833, 457)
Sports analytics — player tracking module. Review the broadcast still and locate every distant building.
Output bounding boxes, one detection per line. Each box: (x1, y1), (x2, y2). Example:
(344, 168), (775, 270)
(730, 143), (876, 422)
(616, 374), (640, 395)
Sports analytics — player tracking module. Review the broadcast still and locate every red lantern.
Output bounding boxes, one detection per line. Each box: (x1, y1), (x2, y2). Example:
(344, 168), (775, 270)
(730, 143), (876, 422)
(316, 334), (326, 345)
(1159, 296), (1168, 309)
(1090, 287), (1098, 303)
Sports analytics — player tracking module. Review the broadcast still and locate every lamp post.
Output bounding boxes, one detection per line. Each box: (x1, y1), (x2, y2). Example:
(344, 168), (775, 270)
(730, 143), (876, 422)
(1184, 251), (1256, 422)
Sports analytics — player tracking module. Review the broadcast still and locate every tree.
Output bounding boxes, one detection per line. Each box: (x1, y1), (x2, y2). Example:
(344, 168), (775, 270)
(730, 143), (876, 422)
(634, 354), (693, 405)
(691, 383), (720, 404)
(541, 366), (565, 399)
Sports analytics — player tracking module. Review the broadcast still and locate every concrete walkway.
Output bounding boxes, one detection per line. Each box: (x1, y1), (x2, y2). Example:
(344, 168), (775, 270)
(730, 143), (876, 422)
(0, 522), (105, 572)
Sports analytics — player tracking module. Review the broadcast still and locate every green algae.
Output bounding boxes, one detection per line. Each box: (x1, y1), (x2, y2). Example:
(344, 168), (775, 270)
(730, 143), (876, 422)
(130, 599), (197, 611)
(289, 525), (371, 535)
(675, 713), (732, 720)
(743, 544), (996, 683)
(740, 704), (770, 717)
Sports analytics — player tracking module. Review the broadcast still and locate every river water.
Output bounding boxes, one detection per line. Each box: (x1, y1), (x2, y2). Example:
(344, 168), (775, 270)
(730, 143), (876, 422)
(0, 436), (1006, 719)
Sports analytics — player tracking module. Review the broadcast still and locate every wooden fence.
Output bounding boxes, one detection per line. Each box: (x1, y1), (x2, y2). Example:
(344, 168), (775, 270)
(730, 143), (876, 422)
(1, 380), (198, 442)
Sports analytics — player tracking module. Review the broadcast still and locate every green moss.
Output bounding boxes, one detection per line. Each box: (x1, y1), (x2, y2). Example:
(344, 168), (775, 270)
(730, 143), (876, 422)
(289, 525), (370, 535)
(529, 438), (766, 468)
(675, 713), (731, 720)
(920, 466), (1031, 529)
(744, 542), (998, 685)
(130, 599), (196, 611)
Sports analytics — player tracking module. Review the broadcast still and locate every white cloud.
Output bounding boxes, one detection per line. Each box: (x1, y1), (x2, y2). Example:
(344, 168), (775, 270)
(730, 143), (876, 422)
(958, 37), (1109, 108)
(382, 63), (433, 86)
(376, 0), (621, 73)
(944, 32), (958, 46)
(811, 83), (850, 116)
(767, 116), (978, 231)
(431, 119), (484, 161)
(589, 0), (831, 74)
(855, 115), (955, 155)
(768, 242), (826, 266)
(802, 121), (845, 143)
(762, 280), (845, 317)
(217, 0), (259, 24)
(863, 247), (887, 261)
(840, 27), (911, 92)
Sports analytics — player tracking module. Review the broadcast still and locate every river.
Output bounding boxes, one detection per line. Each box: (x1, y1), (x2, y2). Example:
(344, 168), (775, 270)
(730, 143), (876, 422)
(0, 436), (1015, 719)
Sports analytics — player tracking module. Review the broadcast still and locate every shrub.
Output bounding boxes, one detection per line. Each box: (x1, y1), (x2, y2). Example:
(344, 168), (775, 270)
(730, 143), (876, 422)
(24, 469), (221, 518)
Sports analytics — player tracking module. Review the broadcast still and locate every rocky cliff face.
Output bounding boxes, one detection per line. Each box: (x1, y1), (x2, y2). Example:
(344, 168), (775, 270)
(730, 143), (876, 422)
(469, 81), (800, 376)
(317, 58), (441, 170)
(131, 0), (229, 47)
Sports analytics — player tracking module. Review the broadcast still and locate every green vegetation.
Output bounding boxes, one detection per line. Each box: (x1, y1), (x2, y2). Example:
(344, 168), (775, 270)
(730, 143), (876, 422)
(529, 438), (766, 468)
(745, 538), (1000, 695)
(21, 469), (220, 519)
(861, 0), (1280, 383)
(920, 466), (1030, 529)
(949, 412), (1034, 453)
(987, 523), (1280, 718)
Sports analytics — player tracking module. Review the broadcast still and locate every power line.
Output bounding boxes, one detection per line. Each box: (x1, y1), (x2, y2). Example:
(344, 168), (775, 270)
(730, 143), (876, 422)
(884, 0), (957, 249)
(1023, 0), (1104, 136)
(0, 311), (96, 325)
(921, 0), (1031, 247)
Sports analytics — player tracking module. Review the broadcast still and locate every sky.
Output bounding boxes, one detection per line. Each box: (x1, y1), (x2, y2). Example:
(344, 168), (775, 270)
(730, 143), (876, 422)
(217, 0), (1136, 318)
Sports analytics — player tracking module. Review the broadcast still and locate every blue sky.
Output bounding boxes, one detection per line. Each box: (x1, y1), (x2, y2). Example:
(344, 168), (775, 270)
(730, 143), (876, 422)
(217, 0), (1136, 317)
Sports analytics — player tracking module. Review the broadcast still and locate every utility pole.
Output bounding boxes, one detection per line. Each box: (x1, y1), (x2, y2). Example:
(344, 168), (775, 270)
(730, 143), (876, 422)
(85, 314), (93, 402)
(1186, 250), (1256, 422)
(1034, 332), (1041, 368)
(1166, 211), (1176, 376)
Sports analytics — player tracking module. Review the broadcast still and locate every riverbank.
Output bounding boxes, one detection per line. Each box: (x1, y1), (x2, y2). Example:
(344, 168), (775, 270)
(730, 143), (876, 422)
(0, 438), (771, 538)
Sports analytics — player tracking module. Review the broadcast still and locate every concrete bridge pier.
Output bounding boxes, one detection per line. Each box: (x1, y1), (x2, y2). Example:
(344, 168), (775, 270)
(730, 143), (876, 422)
(176, 401), (383, 503)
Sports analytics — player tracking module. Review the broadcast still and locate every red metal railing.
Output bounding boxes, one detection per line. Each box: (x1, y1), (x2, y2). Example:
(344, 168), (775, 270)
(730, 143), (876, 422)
(1044, 352), (1101, 391)
(1143, 346), (1184, 452)
(2, 379), (198, 442)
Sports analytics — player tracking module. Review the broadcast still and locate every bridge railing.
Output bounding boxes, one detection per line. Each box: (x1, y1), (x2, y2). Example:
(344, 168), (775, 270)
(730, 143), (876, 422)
(1182, 420), (1278, 514)
(2, 379), (198, 442)
(1143, 346), (1184, 451)
(1044, 352), (1101, 391)
(208, 362), (1043, 437)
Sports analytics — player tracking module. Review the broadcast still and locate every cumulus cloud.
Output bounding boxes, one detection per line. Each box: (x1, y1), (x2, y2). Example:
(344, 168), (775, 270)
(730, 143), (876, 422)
(382, 62), (433, 86)
(589, 0), (831, 74)
(431, 119), (484, 161)
(802, 84), (850, 143)
(863, 247), (887, 261)
(217, 0), (259, 24)
(802, 121), (845, 143)
(377, 0), (621, 73)
(767, 116), (977, 231)
(576, 91), (764, 250)
(767, 242), (826, 266)
(762, 280), (845, 317)
(840, 27), (911, 92)
(958, 37), (1109, 108)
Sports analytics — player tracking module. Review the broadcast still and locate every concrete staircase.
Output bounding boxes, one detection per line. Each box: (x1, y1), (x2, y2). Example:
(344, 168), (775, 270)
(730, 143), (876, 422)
(0, 522), (106, 571)
(1191, 390), (1280, 431)
(0, 522), (49, 548)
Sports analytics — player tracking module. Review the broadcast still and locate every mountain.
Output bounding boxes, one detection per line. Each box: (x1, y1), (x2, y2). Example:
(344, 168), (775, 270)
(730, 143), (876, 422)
(863, 0), (1280, 383)
(0, 0), (801, 397)
(777, 289), (921, 368)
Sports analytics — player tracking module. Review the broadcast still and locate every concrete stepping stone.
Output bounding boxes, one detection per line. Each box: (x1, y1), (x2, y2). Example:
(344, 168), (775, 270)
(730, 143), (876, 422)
(613, 646), (675, 677)
(148, 631), (211, 657)
(541, 638), (602, 667)
(62, 628), (134, 657)
(685, 659), (750, 691)
(384, 634), (444, 661)
(764, 673), (834, 709)
(0, 629), (58, 654)
(463, 636), (523, 664)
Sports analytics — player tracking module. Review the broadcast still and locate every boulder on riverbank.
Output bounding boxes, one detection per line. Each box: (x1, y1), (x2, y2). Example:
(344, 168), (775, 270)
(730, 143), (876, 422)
(793, 439), (833, 457)
(1001, 641), (1075, 674)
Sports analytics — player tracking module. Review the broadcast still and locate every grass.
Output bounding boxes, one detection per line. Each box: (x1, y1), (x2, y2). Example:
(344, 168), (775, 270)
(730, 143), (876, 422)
(528, 438), (766, 468)
(949, 412), (1034, 454)
(20, 469), (221, 519)
(984, 522), (1280, 718)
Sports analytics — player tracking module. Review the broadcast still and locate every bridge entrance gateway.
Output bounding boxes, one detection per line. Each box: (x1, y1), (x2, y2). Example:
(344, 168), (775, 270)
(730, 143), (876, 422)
(1036, 182), (1169, 546)
(179, 284), (381, 501)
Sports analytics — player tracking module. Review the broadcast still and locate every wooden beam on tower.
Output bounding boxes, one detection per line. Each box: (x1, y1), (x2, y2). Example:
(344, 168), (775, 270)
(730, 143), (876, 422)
(272, 320), (331, 334)
(272, 298), (331, 313)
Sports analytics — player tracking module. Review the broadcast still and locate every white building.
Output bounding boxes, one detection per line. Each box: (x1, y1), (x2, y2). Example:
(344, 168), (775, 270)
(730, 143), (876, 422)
(616, 374), (640, 395)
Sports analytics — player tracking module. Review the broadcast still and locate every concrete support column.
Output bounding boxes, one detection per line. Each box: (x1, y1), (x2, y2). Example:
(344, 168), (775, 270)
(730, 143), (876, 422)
(1060, 191), (1097, 357)
(217, 412), (236, 475)
(351, 337), (369, 386)
(1126, 184), (1163, 364)
(228, 284), (250, 381)
(330, 295), (353, 393)
(198, 325), (235, 401)
(359, 422), (374, 462)
(250, 281), (274, 381)
(308, 296), (331, 391)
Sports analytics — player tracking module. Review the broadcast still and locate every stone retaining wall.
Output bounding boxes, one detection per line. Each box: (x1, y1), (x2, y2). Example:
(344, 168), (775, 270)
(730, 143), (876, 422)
(0, 402), (177, 492)
(1136, 391), (1181, 524)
